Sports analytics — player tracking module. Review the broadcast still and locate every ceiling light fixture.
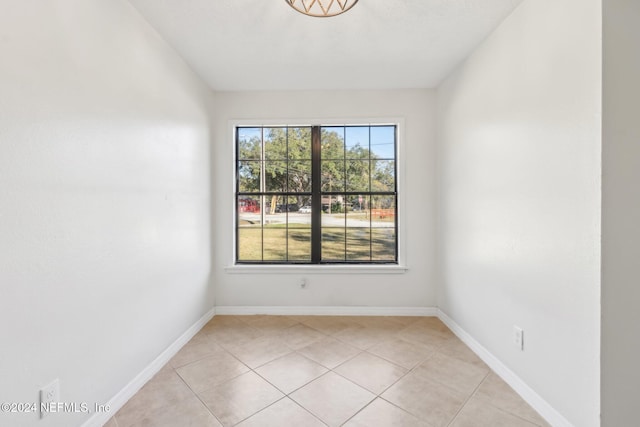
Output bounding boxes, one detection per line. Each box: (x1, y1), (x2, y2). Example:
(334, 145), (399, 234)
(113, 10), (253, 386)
(285, 0), (359, 18)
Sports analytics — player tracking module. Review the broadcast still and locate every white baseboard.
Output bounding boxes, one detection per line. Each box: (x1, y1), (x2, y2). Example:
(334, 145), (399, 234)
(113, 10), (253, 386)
(214, 305), (437, 317)
(437, 309), (573, 427)
(81, 306), (216, 427)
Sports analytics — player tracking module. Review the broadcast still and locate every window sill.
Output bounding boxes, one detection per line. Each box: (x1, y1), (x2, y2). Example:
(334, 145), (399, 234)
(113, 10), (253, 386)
(224, 265), (409, 275)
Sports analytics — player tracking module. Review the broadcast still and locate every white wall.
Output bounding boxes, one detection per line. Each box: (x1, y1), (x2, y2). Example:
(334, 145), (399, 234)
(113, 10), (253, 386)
(211, 90), (436, 309)
(601, 1), (640, 425)
(0, 1), (213, 426)
(436, 1), (601, 426)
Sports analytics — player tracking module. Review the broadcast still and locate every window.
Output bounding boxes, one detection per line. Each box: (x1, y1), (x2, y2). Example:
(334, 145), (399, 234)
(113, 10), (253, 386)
(236, 125), (397, 264)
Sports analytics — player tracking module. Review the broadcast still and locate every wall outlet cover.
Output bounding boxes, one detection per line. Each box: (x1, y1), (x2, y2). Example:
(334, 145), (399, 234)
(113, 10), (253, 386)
(513, 325), (524, 350)
(40, 379), (60, 419)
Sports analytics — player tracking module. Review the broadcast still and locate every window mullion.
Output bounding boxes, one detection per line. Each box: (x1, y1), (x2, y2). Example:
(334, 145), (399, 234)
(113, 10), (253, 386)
(311, 126), (322, 264)
(260, 128), (266, 260)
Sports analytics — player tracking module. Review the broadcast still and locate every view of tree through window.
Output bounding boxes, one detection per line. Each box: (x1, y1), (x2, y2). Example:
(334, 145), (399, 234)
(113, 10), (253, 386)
(236, 125), (397, 264)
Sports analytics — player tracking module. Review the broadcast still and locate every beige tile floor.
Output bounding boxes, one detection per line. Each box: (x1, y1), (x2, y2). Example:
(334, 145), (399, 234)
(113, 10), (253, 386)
(106, 315), (549, 427)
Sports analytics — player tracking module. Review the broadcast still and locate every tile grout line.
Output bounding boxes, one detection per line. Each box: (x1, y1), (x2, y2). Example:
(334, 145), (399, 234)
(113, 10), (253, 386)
(172, 323), (277, 426)
(463, 376), (545, 427)
(330, 349), (432, 424)
(376, 395), (437, 427)
(444, 371), (491, 427)
(229, 395), (288, 427)
(287, 396), (331, 427)
(212, 316), (378, 424)
(338, 395), (378, 426)
(300, 320), (446, 425)
(115, 315), (538, 427)
(172, 363), (226, 427)
(224, 346), (326, 425)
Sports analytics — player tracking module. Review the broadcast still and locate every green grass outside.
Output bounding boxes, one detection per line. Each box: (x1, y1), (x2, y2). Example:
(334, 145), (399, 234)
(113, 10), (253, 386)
(238, 226), (395, 262)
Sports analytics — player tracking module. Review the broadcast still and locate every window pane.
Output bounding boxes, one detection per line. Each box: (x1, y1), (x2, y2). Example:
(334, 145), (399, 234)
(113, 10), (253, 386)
(322, 228), (346, 261)
(288, 161), (311, 193)
(238, 161), (260, 192)
(346, 194), (371, 261)
(322, 197), (346, 261)
(293, 195), (313, 218)
(263, 227), (287, 261)
(322, 195), (347, 218)
(287, 193), (308, 217)
(238, 128), (261, 160)
(370, 126), (395, 159)
(346, 160), (370, 192)
(288, 228), (311, 261)
(238, 196), (262, 219)
(264, 195), (283, 216)
(372, 228), (396, 261)
(288, 127), (312, 160)
(238, 228), (262, 261)
(238, 196), (262, 261)
(265, 161), (287, 192)
(345, 126), (369, 159)
(347, 228), (371, 261)
(289, 193), (311, 261)
(372, 160), (395, 192)
(281, 203), (299, 213)
(371, 196), (396, 226)
(347, 194), (369, 214)
(296, 205), (312, 218)
(371, 195), (396, 261)
(321, 127), (345, 160)
(322, 161), (345, 192)
(265, 128), (287, 160)
(346, 195), (370, 226)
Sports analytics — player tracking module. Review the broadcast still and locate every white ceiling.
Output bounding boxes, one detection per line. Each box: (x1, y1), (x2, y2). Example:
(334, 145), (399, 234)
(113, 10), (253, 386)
(128, 0), (523, 91)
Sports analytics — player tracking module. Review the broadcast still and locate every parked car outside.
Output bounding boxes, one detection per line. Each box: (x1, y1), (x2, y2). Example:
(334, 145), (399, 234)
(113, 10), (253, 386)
(299, 205), (312, 213)
(275, 203), (299, 213)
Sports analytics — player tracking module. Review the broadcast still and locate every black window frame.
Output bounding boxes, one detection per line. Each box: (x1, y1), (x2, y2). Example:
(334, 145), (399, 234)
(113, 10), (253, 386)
(235, 124), (398, 265)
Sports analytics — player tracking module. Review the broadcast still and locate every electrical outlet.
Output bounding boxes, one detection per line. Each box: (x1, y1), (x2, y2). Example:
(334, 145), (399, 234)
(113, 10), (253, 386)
(299, 278), (307, 289)
(513, 326), (524, 351)
(40, 379), (59, 419)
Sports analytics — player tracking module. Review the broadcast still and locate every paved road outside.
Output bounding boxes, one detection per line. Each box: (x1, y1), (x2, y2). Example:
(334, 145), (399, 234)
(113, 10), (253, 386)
(239, 212), (394, 228)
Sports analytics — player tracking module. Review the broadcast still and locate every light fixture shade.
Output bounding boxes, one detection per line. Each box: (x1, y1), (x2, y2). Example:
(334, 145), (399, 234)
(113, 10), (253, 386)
(285, 0), (359, 17)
